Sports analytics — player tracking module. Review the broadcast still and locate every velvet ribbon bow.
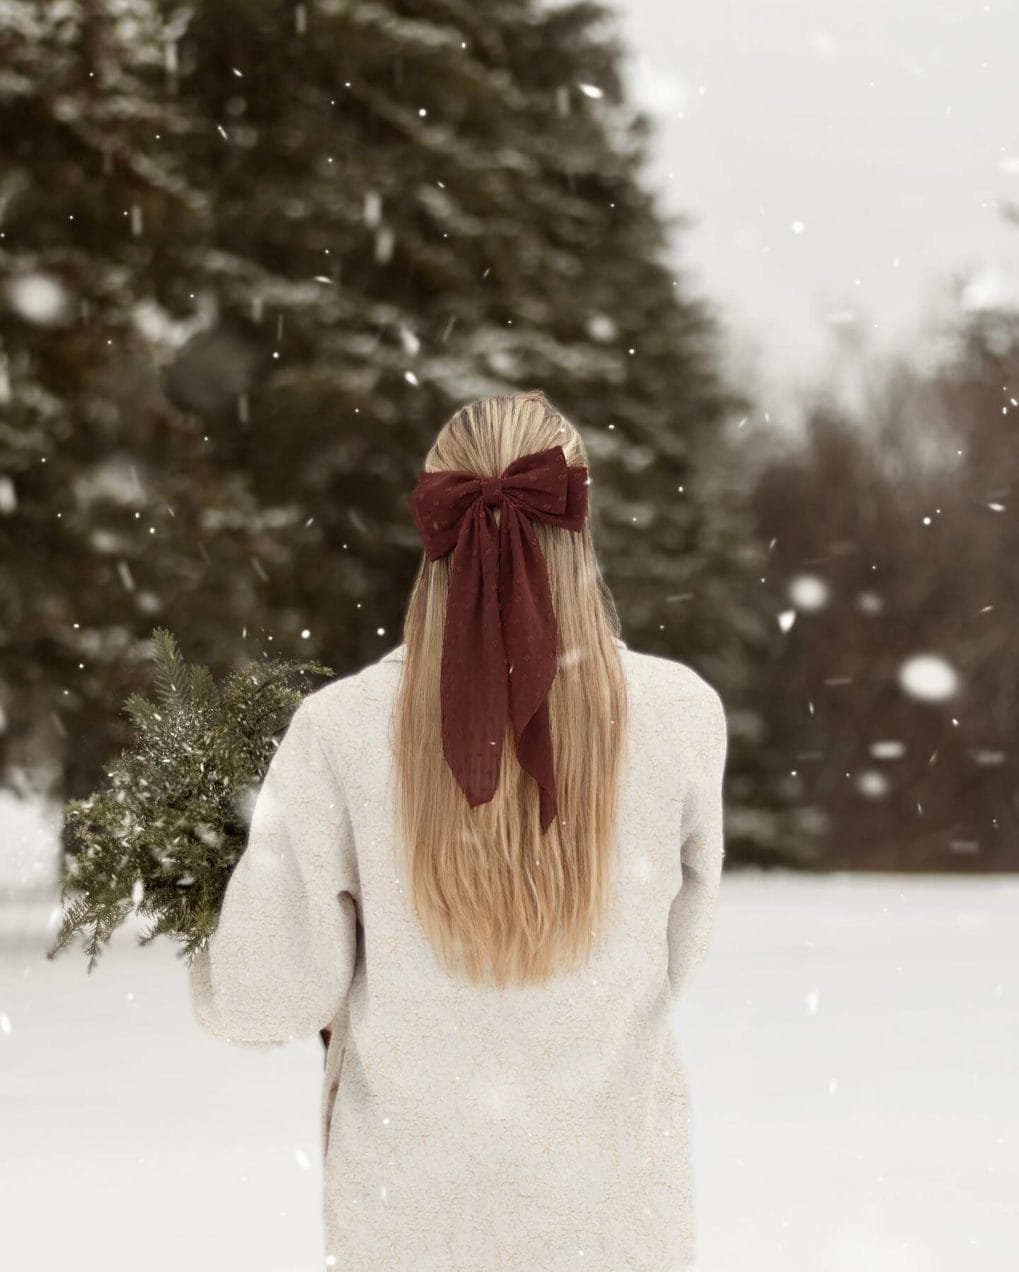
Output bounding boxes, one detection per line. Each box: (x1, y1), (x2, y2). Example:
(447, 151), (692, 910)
(410, 445), (589, 832)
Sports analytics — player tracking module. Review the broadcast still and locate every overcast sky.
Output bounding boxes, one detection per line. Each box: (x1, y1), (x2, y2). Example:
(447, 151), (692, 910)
(615, 0), (1019, 422)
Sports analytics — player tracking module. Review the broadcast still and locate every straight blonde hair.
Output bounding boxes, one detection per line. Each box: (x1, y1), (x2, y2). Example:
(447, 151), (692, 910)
(392, 389), (629, 987)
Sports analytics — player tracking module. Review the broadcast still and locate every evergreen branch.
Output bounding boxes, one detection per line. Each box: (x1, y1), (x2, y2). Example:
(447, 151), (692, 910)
(46, 628), (333, 970)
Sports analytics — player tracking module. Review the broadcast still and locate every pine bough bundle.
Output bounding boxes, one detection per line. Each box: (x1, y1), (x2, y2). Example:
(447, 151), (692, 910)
(47, 628), (333, 978)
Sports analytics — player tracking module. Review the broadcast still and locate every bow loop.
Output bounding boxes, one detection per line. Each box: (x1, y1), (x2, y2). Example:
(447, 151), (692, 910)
(410, 445), (590, 832)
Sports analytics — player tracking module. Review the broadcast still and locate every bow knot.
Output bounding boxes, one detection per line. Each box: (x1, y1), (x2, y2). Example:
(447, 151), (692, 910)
(410, 445), (590, 833)
(480, 476), (503, 509)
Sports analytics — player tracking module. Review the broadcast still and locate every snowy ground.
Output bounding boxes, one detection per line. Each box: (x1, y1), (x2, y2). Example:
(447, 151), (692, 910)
(1, 868), (1016, 1272)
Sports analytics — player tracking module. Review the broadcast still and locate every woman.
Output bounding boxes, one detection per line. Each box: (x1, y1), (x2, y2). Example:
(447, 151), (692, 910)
(189, 388), (729, 1270)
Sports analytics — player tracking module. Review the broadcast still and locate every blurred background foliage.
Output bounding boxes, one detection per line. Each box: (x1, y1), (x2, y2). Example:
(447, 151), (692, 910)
(0, 0), (1015, 876)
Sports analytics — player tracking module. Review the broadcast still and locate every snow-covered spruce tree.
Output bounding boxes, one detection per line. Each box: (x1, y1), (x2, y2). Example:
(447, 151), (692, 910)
(0, 2), (295, 807)
(163, 0), (786, 865)
(2, 0), (793, 866)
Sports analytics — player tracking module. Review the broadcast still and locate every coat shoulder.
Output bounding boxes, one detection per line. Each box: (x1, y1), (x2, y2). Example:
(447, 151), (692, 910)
(296, 650), (400, 724)
(623, 646), (724, 712)
(622, 649), (727, 765)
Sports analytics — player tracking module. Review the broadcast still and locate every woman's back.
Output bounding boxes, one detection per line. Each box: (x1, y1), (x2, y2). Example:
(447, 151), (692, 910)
(301, 638), (727, 1269)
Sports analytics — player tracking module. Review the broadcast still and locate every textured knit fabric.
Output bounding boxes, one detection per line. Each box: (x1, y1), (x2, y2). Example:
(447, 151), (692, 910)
(188, 638), (729, 1270)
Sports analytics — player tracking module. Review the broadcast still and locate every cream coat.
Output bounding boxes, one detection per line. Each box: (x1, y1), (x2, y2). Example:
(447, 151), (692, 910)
(189, 638), (728, 1270)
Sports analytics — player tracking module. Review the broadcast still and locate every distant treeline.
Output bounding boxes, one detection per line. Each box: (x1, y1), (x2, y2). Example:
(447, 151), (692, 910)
(747, 306), (1018, 871)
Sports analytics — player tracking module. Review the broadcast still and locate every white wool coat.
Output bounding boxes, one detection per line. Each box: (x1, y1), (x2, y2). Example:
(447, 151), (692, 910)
(189, 637), (728, 1270)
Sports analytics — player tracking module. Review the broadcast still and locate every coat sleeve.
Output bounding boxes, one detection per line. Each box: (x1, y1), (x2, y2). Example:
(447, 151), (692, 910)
(667, 687), (728, 1003)
(188, 695), (359, 1047)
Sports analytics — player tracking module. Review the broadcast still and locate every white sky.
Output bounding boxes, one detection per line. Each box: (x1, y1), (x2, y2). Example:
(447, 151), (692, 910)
(615, 0), (1019, 422)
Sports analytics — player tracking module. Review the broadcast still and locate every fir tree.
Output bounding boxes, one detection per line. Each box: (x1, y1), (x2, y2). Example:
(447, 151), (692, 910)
(0, 2), (295, 804)
(163, 0), (773, 862)
(4, 0), (786, 866)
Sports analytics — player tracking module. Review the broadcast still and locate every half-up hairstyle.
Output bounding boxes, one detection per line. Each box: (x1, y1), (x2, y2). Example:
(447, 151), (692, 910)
(391, 389), (629, 987)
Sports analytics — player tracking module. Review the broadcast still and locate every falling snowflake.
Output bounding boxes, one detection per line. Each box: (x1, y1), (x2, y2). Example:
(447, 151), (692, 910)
(787, 574), (829, 611)
(856, 769), (889, 799)
(5, 272), (69, 325)
(898, 654), (959, 702)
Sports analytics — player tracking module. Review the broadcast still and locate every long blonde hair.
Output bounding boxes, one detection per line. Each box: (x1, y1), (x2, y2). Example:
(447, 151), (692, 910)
(392, 389), (629, 987)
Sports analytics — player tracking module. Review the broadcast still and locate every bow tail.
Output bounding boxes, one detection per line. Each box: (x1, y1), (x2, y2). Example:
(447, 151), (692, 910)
(499, 507), (561, 832)
(517, 698), (558, 832)
(441, 504), (507, 809)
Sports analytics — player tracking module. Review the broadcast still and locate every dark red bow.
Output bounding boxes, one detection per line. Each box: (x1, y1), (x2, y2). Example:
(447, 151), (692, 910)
(410, 445), (589, 832)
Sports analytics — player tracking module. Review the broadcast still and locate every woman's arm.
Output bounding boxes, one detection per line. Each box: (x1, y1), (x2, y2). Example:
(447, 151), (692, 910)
(667, 688), (728, 1003)
(188, 695), (359, 1048)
